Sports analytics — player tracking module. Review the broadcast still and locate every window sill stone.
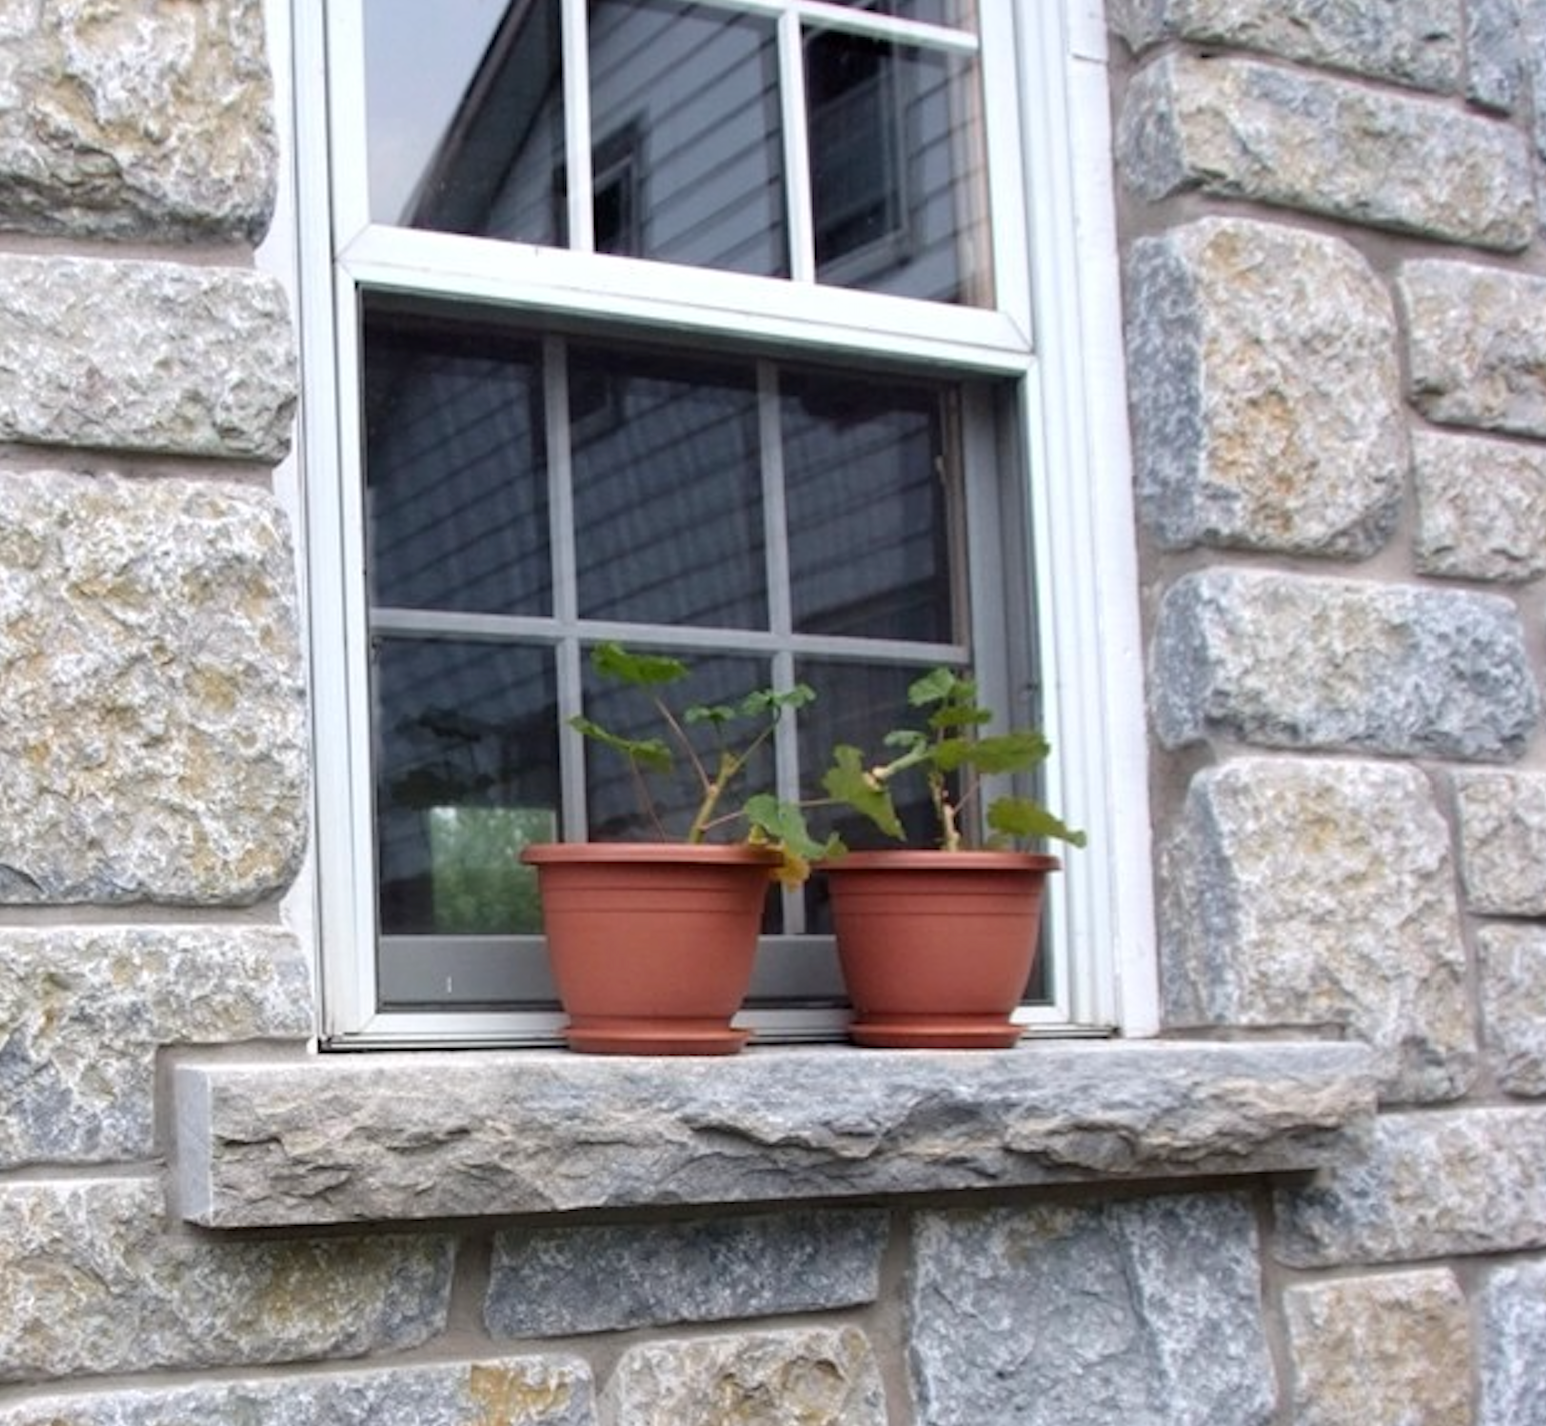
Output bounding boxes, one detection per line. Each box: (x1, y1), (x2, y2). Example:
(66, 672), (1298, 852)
(171, 1039), (1377, 1229)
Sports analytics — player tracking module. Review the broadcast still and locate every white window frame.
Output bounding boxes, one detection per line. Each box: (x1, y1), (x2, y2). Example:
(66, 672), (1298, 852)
(265, 0), (1157, 1047)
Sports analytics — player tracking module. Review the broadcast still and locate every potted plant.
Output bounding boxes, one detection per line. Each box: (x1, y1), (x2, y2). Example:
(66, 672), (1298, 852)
(818, 667), (1085, 1049)
(522, 643), (836, 1055)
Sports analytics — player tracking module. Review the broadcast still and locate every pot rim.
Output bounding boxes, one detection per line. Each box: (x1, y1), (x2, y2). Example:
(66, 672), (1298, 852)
(817, 849), (1061, 873)
(522, 841), (784, 867)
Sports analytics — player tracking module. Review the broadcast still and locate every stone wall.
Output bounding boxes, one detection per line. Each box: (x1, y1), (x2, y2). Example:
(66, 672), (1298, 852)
(0, 2), (1542, 1425)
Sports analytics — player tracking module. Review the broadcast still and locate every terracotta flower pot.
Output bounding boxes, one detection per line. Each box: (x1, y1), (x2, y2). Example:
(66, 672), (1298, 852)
(821, 850), (1060, 1049)
(521, 843), (780, 1055)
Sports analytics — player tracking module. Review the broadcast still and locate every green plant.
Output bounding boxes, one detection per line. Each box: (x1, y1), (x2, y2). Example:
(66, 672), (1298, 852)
(821, 667), (1086, 852)
(570, 643), (840, 883)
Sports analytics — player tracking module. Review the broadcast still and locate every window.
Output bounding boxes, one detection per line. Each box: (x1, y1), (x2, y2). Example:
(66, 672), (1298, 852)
(284, 0), (1153, 1045)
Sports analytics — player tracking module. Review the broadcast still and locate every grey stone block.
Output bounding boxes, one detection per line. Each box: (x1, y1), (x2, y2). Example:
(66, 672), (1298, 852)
(0, 925), (312, 1168)
(1468, 0), (1523, 110)
(1285, 1271), (1472, 1426)
(1108, 0), (1463, 91)
(0, 1358), (596, 1426)
(1118, 53), (1534, 249)
(1478, 925), (1546, 1097)
(0, 1178), (455, 1384)
(909, 1194), (1274, 1425)
(1477, 1260), (1546, 1426)
(1161, 758), (1473, 1104)
(0, 255), (296, 460)
(0, 0), (277, 243)
(1456, 771), (1546, 915)
(1414, 429), (1546, 581)
(487, 1209), (887, 1337)
(1126, 218), (1402, 556)
(599, 1327), (885, 1426)
(1275, 1107), (1546, 1266)
(171, 1041), (1377, 1228)
(1152, 570), (1539, 761)
(0, 471), (308, 905)
(1402, 260), (1546, 439)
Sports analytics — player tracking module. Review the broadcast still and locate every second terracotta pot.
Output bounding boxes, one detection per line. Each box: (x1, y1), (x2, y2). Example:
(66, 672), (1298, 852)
(821, 849), (1059, 1049)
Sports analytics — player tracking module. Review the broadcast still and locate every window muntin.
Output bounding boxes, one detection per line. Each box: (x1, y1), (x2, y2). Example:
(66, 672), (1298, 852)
(361, 0), (987, 301)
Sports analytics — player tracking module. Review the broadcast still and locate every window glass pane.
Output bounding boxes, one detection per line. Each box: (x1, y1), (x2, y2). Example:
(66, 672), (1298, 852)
(804, 31), (988, 304)
(782, 370), (955, 643)
(365, 0), (563, 241)
(373, 639), (559, 937)
(570, 344), (767, 628)
(590, 0), (786, 275)
(364, 307), (550, 617)
(816, 0), (968, 23)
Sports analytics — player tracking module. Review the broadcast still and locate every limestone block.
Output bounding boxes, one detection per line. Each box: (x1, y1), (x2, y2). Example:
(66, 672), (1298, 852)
(1118, 53), (1534, 250)
(1468, 0), (1523, 110)
(172, 1041), (1377, 1229)
(1109, 0), (1462, 93)
(0, 0), (276, 242)
(0, 1358), (596, 1426)
(0, 471), (308, 905)
(1478, 925), (1546, 1097)
(1126, 217), (1402, 555)
(0, 255), (296, 461)
(599, 1327), (885, 1426)
(1284, 1271), (1472, 1426)
(909, 1194), (1274, 1425)
(1161, 759), (1473, 1104)
(1455, 770), (1546, 915)
(1402, 261), (1546, 439)
(0, 1178), (455, 1384)
(1151, 570), (1538, 762)
(487, 1209), (886, 1338)
(1478, 1259), (1546, 1426)
(1414, 429), (1546, 581)
(1274, 1107), (1546, 1265)
(0, 925), (312, 1168)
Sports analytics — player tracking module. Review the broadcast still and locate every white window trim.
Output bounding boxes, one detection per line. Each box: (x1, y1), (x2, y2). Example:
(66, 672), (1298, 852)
(262, 0), (1157, 1047)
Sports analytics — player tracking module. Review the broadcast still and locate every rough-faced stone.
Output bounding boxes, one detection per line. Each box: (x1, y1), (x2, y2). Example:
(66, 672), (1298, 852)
(1478, 924), (1546, 1097)
(1478, 1260), (1546, 1426)
(1468, 0), (1523, 110)
(1118, 53), (1534, 249)
(1109, 0), (1462, 92)
(1401, 261), (1546, 439)
(1455, 770), (1546, 915)
(1284, 1271), (1472, 1426)
(0, 1358), (596, 1426)
(599, 1327), (886, 1426)
(0, 925), (312, 1168)
(1161, 759), (1473, 1104)
(1274, 1107), (1546, 1266)
(1126, 218), (1403, 556)
(0, 0), (276, 242)
(486, 1210), (887, 1338)
(0, 471), (308, 905)
(1413, 429), (1546, 580)
(0, 255), (296, 460)
(0, 1178), (455, 1384)
(1151, 570), (1539, 761)
(171, 1041), (1377, 1228)
(909, 1194), (1274, 1426)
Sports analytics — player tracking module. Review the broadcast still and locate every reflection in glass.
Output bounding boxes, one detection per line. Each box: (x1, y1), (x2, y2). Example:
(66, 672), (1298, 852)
(782, 370), (954, 643)
(589, 0), (786, 275)
(364, 307), (550, 617)
(570, 345), (766, 628)
(805, 30), (987, 303)
(373, 639), (559, 935)
(365, 0), (563, 240)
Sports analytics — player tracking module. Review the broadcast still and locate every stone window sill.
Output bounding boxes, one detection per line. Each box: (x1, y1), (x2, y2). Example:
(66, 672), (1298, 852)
(171, 1039), (1376, 1229)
